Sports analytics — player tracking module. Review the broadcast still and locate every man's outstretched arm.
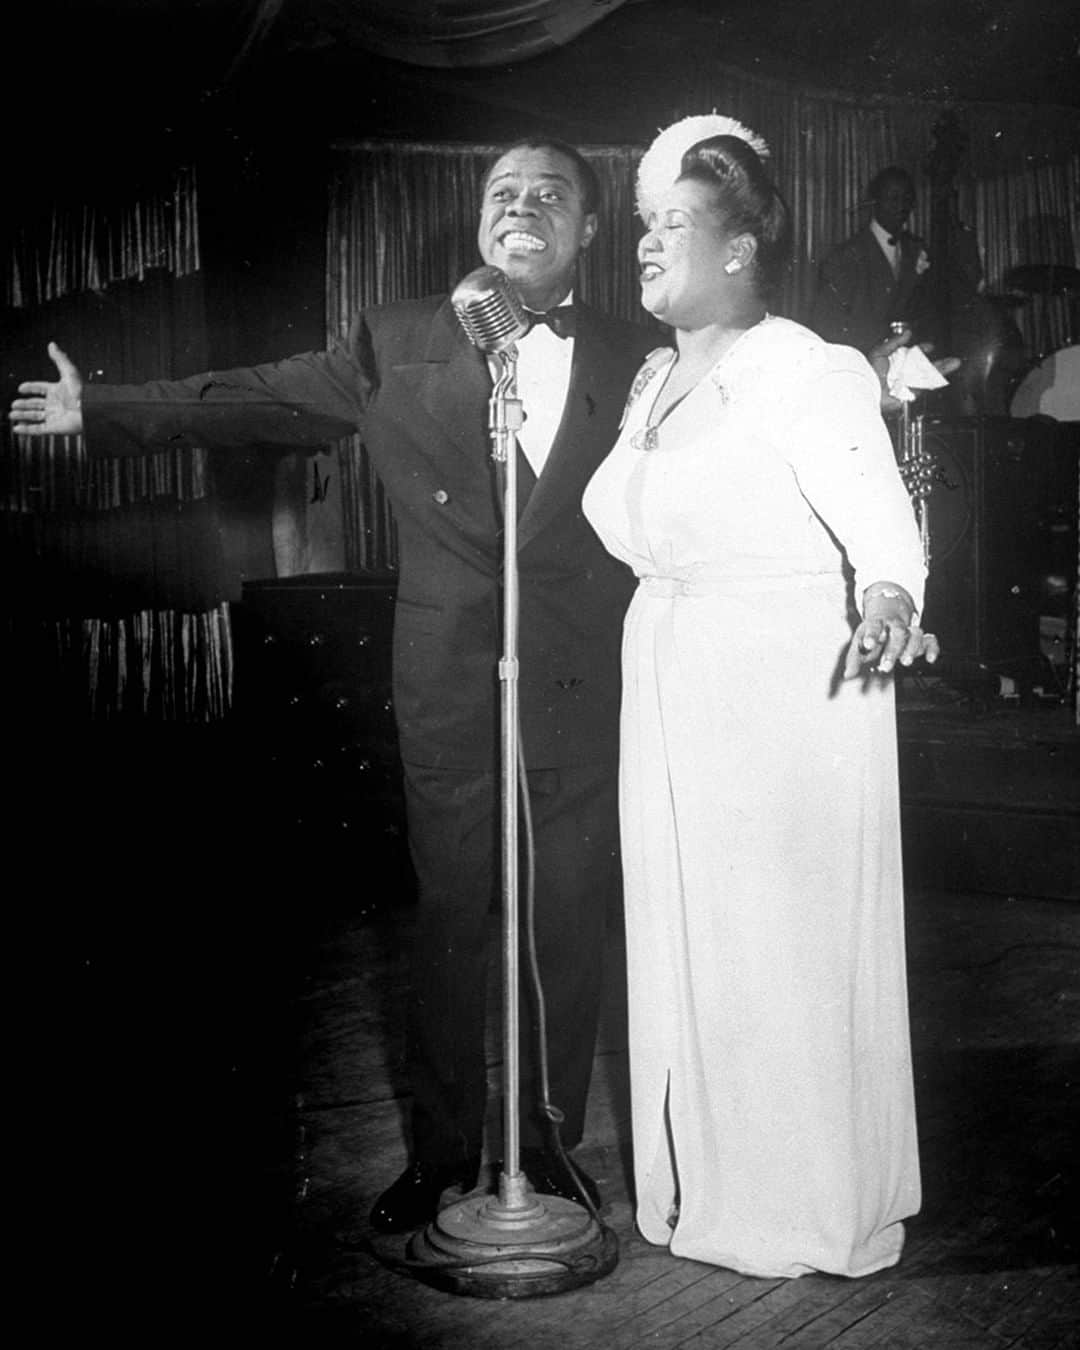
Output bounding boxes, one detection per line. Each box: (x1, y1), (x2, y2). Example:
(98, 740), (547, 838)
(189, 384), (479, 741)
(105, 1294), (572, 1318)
(9, 331), (374, 454)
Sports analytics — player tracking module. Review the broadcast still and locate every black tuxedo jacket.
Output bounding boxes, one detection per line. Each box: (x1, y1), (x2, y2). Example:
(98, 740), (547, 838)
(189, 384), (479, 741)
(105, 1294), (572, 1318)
(83, 295), (656, 770)
(810, 226), (930, 353)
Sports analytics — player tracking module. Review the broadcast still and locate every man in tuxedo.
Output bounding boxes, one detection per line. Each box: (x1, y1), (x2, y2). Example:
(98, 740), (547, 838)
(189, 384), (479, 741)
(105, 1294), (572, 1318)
(10, 138), (656, 1233)
(811, 167), (932, 354)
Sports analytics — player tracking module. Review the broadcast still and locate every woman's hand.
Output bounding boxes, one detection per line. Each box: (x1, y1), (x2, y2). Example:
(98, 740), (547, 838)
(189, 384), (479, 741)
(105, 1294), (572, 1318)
(844, 582), (940, 677)
(9, 342), (85, 437)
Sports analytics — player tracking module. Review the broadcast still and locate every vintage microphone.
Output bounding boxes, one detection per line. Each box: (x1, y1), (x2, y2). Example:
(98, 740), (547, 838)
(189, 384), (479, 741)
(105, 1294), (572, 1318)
(451, 263), (530, 354)
(406, 265), (617, 1298)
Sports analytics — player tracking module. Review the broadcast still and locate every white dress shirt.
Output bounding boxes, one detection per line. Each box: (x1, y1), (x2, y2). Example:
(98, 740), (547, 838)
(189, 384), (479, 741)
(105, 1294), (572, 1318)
(511, 293), (576, 478)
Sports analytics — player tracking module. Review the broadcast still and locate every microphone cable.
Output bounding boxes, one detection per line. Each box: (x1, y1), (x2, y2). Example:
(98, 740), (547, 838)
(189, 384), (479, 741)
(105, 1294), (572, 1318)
(345, 728), (606, 1282)
(516, 735), (602, 1224)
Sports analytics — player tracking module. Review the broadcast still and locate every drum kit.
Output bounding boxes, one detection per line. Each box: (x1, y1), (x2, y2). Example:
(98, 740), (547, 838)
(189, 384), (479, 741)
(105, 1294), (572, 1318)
(998, 262), (1080, 421)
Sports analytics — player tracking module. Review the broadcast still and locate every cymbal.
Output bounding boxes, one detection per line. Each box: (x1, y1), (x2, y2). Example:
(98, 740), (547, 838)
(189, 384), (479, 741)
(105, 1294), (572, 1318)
(1003, 263), (1080, 295)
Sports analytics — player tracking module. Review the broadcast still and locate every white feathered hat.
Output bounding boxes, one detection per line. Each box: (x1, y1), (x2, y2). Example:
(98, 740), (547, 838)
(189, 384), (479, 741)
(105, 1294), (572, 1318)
(635, 113), (771, 223)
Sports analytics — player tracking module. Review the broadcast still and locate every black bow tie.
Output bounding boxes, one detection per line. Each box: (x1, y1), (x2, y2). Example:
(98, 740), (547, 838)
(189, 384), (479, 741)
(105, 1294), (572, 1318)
(886, 235), (898, 247)
(527, 305), (577, 339)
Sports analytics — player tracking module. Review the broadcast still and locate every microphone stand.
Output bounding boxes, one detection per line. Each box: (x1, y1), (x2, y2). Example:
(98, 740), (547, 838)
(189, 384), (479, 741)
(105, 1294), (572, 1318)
(491, 348), (527, 1209)
(408, 323), (616, 1300)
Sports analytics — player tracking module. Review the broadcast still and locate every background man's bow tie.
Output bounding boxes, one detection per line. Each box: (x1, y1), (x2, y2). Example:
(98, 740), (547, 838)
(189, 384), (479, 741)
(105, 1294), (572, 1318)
(527, 305), (577, 339)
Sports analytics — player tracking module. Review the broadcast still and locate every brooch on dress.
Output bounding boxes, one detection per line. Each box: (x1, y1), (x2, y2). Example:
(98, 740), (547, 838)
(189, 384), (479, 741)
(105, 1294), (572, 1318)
(630, 425), (660, 452)
(618, 349), (670, 429)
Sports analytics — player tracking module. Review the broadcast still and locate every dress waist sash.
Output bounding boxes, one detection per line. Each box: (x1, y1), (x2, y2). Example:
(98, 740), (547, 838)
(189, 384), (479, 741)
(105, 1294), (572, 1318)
(637, 571), (838, 598)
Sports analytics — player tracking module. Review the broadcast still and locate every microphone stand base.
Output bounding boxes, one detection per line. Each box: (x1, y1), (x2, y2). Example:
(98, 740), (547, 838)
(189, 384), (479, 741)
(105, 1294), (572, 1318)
(407, 1185), (617, 1299)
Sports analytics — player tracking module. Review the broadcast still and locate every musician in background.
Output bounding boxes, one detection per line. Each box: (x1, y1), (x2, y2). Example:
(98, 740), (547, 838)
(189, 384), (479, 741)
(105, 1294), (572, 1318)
(9, 137), (656, 1235)
(811, 167), (933, 354)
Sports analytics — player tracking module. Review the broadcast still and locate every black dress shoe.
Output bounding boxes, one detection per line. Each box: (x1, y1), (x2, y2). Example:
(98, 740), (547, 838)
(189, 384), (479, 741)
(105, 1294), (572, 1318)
(519, 1146), (602, 1211)
(369, 1158), (481, 1234)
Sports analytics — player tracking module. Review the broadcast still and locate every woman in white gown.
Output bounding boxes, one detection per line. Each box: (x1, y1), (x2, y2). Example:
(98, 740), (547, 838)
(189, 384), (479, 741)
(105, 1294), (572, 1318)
(582, 116), (939, 1279)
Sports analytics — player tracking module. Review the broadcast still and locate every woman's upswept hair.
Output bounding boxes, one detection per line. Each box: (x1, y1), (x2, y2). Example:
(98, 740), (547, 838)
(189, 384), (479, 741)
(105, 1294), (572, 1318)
(679, 135), (791, 296)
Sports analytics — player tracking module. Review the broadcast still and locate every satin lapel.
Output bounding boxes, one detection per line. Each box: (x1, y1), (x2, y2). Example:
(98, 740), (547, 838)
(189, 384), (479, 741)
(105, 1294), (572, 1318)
(395, 299), (492, 473)
(862, 229), (896, 295)
(517, 306), (621, 551)
(897, 236), (920, 288)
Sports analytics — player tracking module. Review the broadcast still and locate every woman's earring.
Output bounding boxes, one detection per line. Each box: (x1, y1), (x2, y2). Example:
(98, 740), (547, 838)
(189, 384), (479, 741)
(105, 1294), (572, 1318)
(724, 259), (743, 275)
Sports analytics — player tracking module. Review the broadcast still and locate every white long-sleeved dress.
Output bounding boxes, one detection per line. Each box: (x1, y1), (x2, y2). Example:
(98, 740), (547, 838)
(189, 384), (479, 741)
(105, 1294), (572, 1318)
(582, 316), (925, 1278)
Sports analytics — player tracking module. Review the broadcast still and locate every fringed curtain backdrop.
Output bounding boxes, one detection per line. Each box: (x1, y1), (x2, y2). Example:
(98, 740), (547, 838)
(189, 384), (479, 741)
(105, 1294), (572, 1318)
(4, 169), (200, 310)
(2, 171), (237, 722)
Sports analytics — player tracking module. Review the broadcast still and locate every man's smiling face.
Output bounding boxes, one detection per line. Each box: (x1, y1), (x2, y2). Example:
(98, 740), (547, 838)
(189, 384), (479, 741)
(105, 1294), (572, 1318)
(477, 145), (597, 312)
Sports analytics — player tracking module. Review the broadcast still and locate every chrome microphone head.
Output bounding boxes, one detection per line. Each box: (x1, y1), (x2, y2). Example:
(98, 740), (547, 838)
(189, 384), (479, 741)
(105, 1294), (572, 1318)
(451, 265), (530, 354)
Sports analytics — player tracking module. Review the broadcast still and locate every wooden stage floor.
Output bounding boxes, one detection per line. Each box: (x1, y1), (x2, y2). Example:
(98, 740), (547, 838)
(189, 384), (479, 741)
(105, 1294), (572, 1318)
(219, 885), (1079, 1347)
